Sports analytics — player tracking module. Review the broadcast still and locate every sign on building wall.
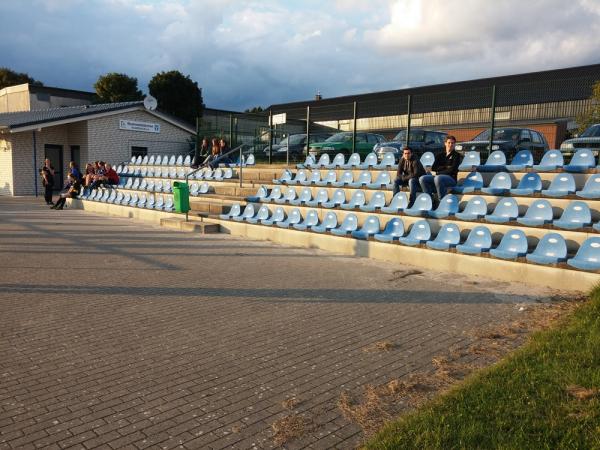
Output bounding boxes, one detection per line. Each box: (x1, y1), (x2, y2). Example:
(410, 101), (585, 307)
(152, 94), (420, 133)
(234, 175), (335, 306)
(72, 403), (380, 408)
(119, 119), (160, 134)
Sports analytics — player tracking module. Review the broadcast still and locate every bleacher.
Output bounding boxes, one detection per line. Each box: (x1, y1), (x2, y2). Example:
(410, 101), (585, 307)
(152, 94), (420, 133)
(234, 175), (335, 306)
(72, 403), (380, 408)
(75, 149), (600, 291)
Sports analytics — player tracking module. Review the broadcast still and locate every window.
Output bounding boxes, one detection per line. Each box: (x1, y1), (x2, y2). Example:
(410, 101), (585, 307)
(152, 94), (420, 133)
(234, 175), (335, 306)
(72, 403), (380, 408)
(520, 130), (532, 141)
(531, 131), (542, 144)
(425, 132), (444, 145)
(131, 146), (148, 157)
(367, 134), (379, 144)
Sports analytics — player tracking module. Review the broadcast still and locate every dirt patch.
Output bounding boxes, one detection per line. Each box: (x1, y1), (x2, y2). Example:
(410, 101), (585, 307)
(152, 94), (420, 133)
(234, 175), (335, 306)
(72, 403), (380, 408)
(363, 340), (396, 352)
(566, 385), (599, 400)
(271, 413), (311, 447)
(281, 396), (300, 409)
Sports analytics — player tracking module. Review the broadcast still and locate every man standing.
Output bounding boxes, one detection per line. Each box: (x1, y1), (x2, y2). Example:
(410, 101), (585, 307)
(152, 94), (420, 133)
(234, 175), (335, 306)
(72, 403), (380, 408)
(40, 158), (55, 205)
(393, 147), (425, 208)
(419, 135), (460, 205)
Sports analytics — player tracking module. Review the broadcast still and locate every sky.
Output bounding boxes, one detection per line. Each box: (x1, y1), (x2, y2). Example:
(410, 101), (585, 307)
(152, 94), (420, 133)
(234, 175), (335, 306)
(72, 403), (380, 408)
(1, 0), (599, 111)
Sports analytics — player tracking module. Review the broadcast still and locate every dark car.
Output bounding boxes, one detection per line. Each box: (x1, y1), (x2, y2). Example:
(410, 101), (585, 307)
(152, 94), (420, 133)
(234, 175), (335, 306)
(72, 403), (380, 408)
(308, 132), (386, 158)
(373, 129), (448, 162)
(560, 124), (600, 155)
(455, 128), (549, 161)
(263, 133), (332, 161)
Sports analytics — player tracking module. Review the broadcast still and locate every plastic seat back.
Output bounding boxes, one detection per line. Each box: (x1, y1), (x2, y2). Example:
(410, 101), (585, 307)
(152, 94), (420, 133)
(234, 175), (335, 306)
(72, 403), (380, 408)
(287, 208), (302, 225)
(149, 155), (156, 165)
(302, 209), (320, 227)
(557, 201), (591, 225)
(579, 174), (600, 197)
(308, 170), (321, 184)
(521, 199), (553, 222)
(297, 187), (312, 203)
(301, 155), (314, 167)
(420, 152), (435, 168)
(495, 229), (528, 254)
(115, 192), (124, 204)
(129, 193), (139, 205)
(175, 155), (183, 166)
(339, 213), (358, 232)
(293, 169), (307, 183)
(381, 217), (405, 237)
(330, 153), (345, 167)
(345, 153), (361, 167)
(510, 150), (533, 167)
(138, 193), (147, 207)
(253, 185), (268, 200)
(460, 196), (488, 217)
(356, 171), (371, 185)
(362, 153), (377, 167)
(189, 182), (199, 195)
(164, 197), (174, 210)
(410, 193), (433, 212)
(139, 179), (148, 191)
(434, 194), (459, 215)
(313, 188), (329, 204)
(322, 170), (337, 184)
(124, 178), (133, 189)
(385, 192), (408, 210)
(321, 211), (338, 229)
(213, 168), (224, 180)
(346, 190), (366, 207)
(199, 182), (210, 194)
(154, 195), (163, 209)
(183, 155), (191, 166)
(140, 167), (148, 177)
(460, 151), (480, 168)
(536, 150), (563, 168)
(253, 205), (271, 221)
(267, 186), (282, 201)
(282, 187), (297, 203)
(135, 155), (143, 165)
(457, 171), (483, 190)
(327, 189), (347, 206)
(431, 223), (460, 246)
(223, 168), (233, 179)
(357, 215), (380, 235)
(406, 220), (431, 241)
(515, 173), (542, 191)
(131, 178), (140, 190)
(483, 150), (506, 167)
(107, 191), (117, 203)
(372, 172), (391, 186)
(567, 149), (595, 169)
(316, 153), (330, 167)
(531, 233), (567, 260)
(240, 204), (256, 220)
(489, 198), (519, 218)
(463, 226), (492, 249)
(337, 170), (354, 185)
(365, 191), (386, 209)
(166, 155), (175, 166)
(486, 172), (512, 190)
(269, 207), (286, 223)
(246, 154), (255, 166)
(277, 169), (293, 183)
(547, 173), (576, 194)
(147, 180), (155, 192)
(570, 238), (600, 266)
(147, 194), (155, 208)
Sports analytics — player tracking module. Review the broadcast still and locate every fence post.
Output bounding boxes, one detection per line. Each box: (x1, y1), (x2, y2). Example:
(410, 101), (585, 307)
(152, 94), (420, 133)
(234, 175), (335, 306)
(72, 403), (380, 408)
(306, 106), (311, 157)
(352, 101), (357, 154)
(268, 110), (273, 164)
(406, 94), (412, 147)
(488, 85), (497, 159)
(239, 146), (243, 188)
(195, 117), (201, 165)
(229, 114), (233, 147)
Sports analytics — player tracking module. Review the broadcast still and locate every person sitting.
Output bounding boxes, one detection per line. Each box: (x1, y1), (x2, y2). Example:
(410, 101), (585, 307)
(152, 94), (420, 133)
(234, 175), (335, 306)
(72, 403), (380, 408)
(51, 173), (81, 210)
(192, 137), (210, 168)
(419, 135), (460, 206)
(68, 161), (82, 182)
(103, 163), (119, 186)
(393, 146), (425, 208)
(88, 161), (117, 189)
(202, 137), (223, 167)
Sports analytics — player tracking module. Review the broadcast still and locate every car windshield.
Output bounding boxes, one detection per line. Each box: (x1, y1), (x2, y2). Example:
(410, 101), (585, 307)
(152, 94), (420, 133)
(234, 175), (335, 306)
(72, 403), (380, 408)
(473, 128), (522, 141)
(391, 130), (425, 142)
(325, 132), (353, 143)
(580, 124), (600, 138)
(287, 134), (306, 144)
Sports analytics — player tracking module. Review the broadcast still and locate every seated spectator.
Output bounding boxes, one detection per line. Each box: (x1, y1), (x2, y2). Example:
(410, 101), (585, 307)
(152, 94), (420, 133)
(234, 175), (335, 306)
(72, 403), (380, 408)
(104, 163), (119, 186)
(419, 135), (460, 206)
(393, 146), (425, 208)
(83, 163), (95, 186)
(69, 161), (82, 182)
(51, 173), (81, 210)
(89, 162), (118, 189)
(192, 137), (210, 168)
(202, 137), (222, 167)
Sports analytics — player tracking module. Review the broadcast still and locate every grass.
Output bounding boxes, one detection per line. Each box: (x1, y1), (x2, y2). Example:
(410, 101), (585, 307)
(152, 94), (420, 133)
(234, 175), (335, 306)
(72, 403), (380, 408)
(363, 286), (600, 450)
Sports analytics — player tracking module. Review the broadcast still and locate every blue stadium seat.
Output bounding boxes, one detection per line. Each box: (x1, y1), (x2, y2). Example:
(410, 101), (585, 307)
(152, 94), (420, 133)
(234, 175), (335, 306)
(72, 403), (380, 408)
(351, 215), (381, 239)
(341, 153), (361, 169)
(146, 180), (155, 192)
(526, 233), (567, 265)
(261, 206), (286, 226)
(245, 154), (255, 166)
(506, 150), (534, 172)
(398, 220), (431, 246)
(139, 179), (148, 191)
(189, 182), (199, 196)
(175, 155), (183, 166)
(456, 226), (492, 254)
(490, 229), (528, 260)
(426, 223), (461, 250)
(375, 152), (396, 169)
(552, 201), (592, 230)
(183, 155), (191, 166)
(131, 178), (140, 190)
(367, 172), (392, 189)
(326, 153), (345, 169)
(348, 171), (371, 188)
(532, 150), (563, 172)
(374, 218), (405, 242)
(124, 178), (133, 189)
(330, 213), (359, 236)
(360, 191), (386, 212)
(420, 152), (435, 168)
(293, 209), (320, 230)
(288, 169), (308, 185)
(322, 189), (347, 208)
(359, 152), (378, 169)
(265, 186), (283, 203)
(232, 204), (255, 222)
(107, 190), (117, 203)
(199, 182), (209, 194)
(576, 174), (600, 199)
(146, 195), (155, 209)
(312, 211), (338, 233)
(222, 168), (233, 179)
(567, 237), (600, 271)
(404, 193), (432, 216)
(276, 208), (303, 228)
(163, 196), (176, 212)
(306, 188), (329, 207)
(246, 205), (271, 224)
(213, 168), (224, 181)
(289, 187), (313, 206)
(455, 196), (488, 221)
(341, 190), (367, 210)
(301, 170), (321, 186)
(331, 170), (354, 187)
(315, 170), (337, 186)
(122, 192), (131, 205)
(458, 151), (480, 171)
(247, 185), (269, 203)
(381, 192), (409, 213)
(297, 155), (314, 169)
(541, 173), (576, 197)
(485, 198), (519, 223)
(309, 153), (330, 169)
(478, 150), (506, 172)
(149, 155), (157, 165)
(273, 169), (293, 185)
(452, 171), (483, 193)
(509, 173), (542, 196)
(517, 199), (554, 227)
(481, 172), (512, 195)
(275, 187), (297, 204)
(563, 149), (596, 173)
(114, 192), (124, 205)
(428, 194), (459, 219)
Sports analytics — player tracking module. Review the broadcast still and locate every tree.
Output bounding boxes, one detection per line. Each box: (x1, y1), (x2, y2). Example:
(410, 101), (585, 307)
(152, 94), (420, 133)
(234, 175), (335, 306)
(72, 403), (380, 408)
(148, 70), (203, 125)
(244, 106), (264, 113)
(0, 67), (42, 90)
(576, 80), (600, 134)
(94, 72), (143, 103)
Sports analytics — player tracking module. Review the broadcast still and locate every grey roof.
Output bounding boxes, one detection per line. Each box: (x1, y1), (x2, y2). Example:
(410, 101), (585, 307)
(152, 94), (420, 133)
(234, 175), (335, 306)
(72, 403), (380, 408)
(0, 101), (143, 130)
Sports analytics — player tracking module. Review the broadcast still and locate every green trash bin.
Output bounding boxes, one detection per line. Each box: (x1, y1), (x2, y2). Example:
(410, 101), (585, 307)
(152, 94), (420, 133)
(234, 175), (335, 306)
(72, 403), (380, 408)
(172, 181), (190, 213)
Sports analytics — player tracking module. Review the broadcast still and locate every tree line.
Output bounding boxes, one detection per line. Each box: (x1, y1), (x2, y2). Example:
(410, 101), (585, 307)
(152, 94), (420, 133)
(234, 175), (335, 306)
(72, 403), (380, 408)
(0, 67), (204, 126)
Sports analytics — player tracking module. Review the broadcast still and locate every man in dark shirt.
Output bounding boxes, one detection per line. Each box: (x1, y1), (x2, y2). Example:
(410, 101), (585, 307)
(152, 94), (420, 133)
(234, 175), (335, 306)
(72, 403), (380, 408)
(40, 158), (55, 205)
(419, 135), (460, 205)
(51, 174), (81, 210)
(393, 146), (425, 208)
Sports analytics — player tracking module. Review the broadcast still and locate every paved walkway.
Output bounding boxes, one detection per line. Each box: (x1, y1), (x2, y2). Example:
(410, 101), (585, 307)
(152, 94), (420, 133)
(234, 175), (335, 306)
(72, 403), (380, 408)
(0, 197), (555, 449)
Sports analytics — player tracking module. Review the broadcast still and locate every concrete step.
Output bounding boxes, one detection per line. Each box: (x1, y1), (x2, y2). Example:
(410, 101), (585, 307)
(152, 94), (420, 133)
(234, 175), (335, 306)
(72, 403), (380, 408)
(160, 217), (220, 233)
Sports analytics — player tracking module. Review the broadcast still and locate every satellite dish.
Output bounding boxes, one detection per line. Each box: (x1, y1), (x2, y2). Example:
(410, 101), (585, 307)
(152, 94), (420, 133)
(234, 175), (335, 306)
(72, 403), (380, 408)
(143, 95), (157, 111)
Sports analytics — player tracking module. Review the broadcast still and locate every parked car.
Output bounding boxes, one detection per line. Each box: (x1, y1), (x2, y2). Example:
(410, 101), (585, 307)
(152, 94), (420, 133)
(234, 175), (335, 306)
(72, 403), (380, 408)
(373, 129), (448, 162)
(263, 133), (332, 161)
(455, 128), (549, 161)
(308, 132), (386, 158)
(560, 124), (600, 154)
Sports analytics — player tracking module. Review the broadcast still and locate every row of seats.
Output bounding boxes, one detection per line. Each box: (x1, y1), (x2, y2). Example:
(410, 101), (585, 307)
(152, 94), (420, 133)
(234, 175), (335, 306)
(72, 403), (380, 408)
(299, 148), (598, 174)
(219, 204), (600, 270)
(247, 186), (600, 231)
(117, 166), (234, 181)
(118, 178), (211, 196)
(275, 169), (393, 189)
(127, 153), (256, 167)
(80, 188), (175, 211)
